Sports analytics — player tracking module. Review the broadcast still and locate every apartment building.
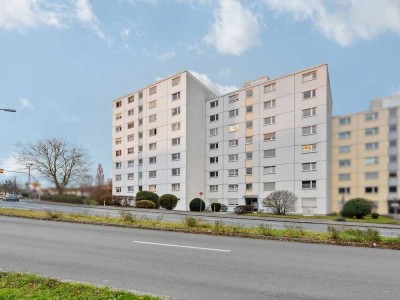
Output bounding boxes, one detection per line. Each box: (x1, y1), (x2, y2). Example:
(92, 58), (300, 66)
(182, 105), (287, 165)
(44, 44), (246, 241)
(332, 94), (400, 215)
(112, 71), (216, 210)
(205, 64), (332, 215)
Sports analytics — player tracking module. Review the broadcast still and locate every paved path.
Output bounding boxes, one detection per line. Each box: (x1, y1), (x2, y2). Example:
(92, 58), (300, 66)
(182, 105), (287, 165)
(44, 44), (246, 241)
(0, 216), (399, 300)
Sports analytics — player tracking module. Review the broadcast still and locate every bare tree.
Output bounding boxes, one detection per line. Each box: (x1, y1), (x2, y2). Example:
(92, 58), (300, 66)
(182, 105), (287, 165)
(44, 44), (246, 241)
(95, 164), (104, 187)
(0, 176), (23, 194)
(15, 138), (91, 195)
(263, 190), (297, 215)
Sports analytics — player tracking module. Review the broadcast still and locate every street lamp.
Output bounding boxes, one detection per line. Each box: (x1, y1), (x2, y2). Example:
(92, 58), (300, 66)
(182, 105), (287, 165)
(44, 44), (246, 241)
(0, 108), (17, 113)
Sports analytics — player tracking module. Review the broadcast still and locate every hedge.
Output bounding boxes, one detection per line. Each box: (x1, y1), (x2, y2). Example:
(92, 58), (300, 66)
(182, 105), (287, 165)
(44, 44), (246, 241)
(189, 198), (205, 211)
(234, 205), (254, 215)
(211, 203), (221, 212)
(136, 191), (159, 208)
(40, 194), (86, 204)
(135, 200), (156, 209)
(341, 198), (372, 219)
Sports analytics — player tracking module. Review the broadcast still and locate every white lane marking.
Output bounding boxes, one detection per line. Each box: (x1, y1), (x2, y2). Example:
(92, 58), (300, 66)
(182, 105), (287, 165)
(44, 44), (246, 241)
(133, 241), (231, 252)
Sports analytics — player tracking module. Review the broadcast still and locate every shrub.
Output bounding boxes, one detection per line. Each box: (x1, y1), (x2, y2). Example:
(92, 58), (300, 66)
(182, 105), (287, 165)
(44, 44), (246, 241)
(263, 190), (297, 215)
(159, 194), (179, 210)
(119, 211), (138, 223)
(41, 194), (86, 204)
(371, 213), (380, 219)
(189, 198), (205, 212)
(341, 198), (372, 219)
(234, 205), (254, 215)
(136, 191), (159, 208)
(211, 203), (222, 212)
(135, 200), (156, 209)
(184, 216), (199, 227)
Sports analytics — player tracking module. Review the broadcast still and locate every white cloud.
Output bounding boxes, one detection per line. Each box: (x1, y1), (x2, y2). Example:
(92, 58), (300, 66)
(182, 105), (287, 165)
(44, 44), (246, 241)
(20, 98), (33, 109)
(204, 0), (260, 56)
(158, 50), (176, 62)
(264, 0), (400, 46)
(189, 70), (238, 96)
(0, 154), (25, 177)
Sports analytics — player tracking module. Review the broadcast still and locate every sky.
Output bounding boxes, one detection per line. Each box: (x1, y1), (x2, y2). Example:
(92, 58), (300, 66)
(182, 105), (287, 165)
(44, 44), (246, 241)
(1, 0), (400, 186)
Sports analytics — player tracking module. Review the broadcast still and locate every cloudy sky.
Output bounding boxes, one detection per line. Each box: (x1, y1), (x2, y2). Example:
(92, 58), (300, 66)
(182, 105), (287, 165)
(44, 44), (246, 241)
(1, 0), (400, 185)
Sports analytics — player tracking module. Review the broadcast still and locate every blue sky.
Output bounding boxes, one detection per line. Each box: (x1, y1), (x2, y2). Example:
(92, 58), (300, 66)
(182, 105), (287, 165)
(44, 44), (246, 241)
(1, 0), (400, 186)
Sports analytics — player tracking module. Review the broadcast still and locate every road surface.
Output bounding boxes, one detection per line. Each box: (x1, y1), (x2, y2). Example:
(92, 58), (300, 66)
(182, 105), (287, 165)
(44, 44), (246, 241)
(0, 216), (399, 299)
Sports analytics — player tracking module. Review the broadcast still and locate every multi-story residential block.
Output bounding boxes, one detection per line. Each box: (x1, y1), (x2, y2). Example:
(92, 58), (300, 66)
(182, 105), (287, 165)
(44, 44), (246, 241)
(332, 94), (400, 215)
(205, 64), (332, 215)
(112, 71), (216, 210)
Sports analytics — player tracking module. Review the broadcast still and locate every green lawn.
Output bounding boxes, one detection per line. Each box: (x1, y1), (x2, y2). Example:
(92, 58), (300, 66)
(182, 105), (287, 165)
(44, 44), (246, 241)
(0, 272), (160, 300)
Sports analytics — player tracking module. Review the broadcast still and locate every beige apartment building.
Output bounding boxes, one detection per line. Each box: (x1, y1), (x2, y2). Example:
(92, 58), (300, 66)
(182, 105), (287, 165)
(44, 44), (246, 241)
(332, 94), (400, 215)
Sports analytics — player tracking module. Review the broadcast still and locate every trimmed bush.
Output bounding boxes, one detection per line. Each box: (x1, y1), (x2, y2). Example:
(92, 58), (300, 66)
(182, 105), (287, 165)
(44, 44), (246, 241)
(371, 212), (380, 219)
(211, 203), (221, 212)
(136, 191), (159, 208)
(234, 205), (254, 215)
(189, 198), (205, 212)
(341, 198), (372, 219)
(159, 194), (179, 210)
(135, 200), (156, 209)
(41, 194), (86, 204)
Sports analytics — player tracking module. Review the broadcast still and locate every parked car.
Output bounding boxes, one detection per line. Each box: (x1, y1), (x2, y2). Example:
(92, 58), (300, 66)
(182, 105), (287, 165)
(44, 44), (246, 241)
(4, 194), (19, 202)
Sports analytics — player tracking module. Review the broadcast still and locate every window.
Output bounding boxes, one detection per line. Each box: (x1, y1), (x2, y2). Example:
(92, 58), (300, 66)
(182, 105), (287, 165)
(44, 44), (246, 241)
(264, 83), (276, 93)
(148, 100), (157, 109)
(138, 145), (143, 152)
(115, 101), (122, 108)
(339, 117), (351, 125)
(264, 116), (276, 125)
(172, 137), (181, 146)
(210, 100), (218, 108)
(389, 186), (397, 193)
(149, 185), (156, 192)
(339, 159), (351, 167)
(389, 108), (397, 117)
(390, 140), (397, 147)
(364, 157), (378, 165)
(302, 71), (317, 82)
(365, 127), (379, 136)
(338, 187), (350, 194)
(149, 157), (156, 164)
(246, 168), (252, 175)
(246, 152), (253, 160)
(264, 132), (276, 141)
(128, 122), (134, 129)
(264, 182), (275, 191)
(172, 92), (181, 101)
(127, 173), (134, 180)
(149, 171), (156, 178)
(246, 183), (253, 191)
(127, 186), (134, 193)
(264, 99), (276, 109)
(264, 166), (276, 174)
(149, 142), (156, 150)
(228, 124), (239, 132)
(228, 198), (239, 205)
(138, 91), (143, 99)
(338, 173), (351, 181)
(172, 76), (180, 86)
(115, 162), (122, 169)
(149, 114), (156, 123)
(116, 113), (122, 120)
(302, 180), (317, 189)
(128, 160), (134, 167)
(210, 156), (218, 164)
(302, 144), (316, 153)
(246, 105), (253, 113)
(210, 171), (219, 178)
(245, 136), (253, 144)
(128, 95), (134, 103)
(365, 186), (378, 193)
(172, 122), (181, 131)
(115, 138), (122, 145)
(302, 107), (317, 118)
(138, 172), (143, 179)
(115, 174), (121, 181)
(171, 183), (180, 191)
(303, 89), (317, 100)
(210, 114), (219, 122)
(229, 109), (239, 117)
(210, 128), (219, 136)
(246, 121), (253, 129)
(390, 124), (397, 132)
(127, 147), (134, 154)
(365, 172), (379, 180)
(302, 125), (317, 135)
(149, 86), (157, 95)
(228, 154), (238, 161)
(210, 143), (218, 150)
(115, 150), (122, 156)
(138, 119), (143, 126)
(339, 145), (351, 153)
(149, 128), (157, 136)
(172, 168), (180, 176)
(209, 185), (218, 192)
(390, 155), (397, 162)
(115, 126), (122, 133)
(138, 105), (143, 112)
(338, 132), (351, 139)
(228, 184), (238, 192)
(115, 187), (122, 193)
(302, 162), (317, 171)
(228, 169), (239, 177)
(365, 112), (378, 121)
(138, 159), (143, 166)
(172, 107), (181, 116)
(264, 149), (276, 157)
(229, 139), (238, 147)
(229, 94), (239, 103)
(365, 142), (379, 150)
(172, 153), (180, 161)
(390, 172), (397, 178)
(246, 89), (253, 98)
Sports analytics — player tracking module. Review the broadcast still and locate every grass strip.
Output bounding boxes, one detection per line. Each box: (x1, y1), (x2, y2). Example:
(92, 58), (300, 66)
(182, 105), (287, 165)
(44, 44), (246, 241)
(0, 272), (160, 300)
(0, 208), (399, 250)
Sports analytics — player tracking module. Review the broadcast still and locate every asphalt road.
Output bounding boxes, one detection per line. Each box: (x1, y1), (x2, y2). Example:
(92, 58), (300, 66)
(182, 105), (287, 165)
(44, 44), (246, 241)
(0, 216), (399, 300)
(1, 200), (400, 237)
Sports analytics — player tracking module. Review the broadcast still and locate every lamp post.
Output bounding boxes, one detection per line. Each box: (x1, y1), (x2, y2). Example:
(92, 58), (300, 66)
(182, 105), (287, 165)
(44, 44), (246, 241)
(0, 108), (16, 113)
